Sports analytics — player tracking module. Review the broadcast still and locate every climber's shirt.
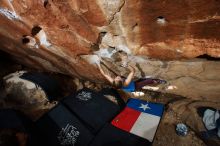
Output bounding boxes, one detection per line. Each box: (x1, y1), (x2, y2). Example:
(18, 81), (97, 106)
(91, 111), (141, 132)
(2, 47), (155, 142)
(122, 81), (135, 92)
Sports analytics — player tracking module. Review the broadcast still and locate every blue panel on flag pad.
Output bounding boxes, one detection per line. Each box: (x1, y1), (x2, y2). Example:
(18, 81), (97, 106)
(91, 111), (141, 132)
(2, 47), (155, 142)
(127, 98), (164, 117)
(122, 81), (135, 92)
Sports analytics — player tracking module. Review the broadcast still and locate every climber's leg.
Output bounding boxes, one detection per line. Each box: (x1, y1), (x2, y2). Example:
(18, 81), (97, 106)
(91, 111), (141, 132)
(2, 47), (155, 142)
(135, 78), (167, 90)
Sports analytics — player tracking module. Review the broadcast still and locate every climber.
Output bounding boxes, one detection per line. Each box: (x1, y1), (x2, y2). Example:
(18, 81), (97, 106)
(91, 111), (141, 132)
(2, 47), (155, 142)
(97, 64), (166, 92)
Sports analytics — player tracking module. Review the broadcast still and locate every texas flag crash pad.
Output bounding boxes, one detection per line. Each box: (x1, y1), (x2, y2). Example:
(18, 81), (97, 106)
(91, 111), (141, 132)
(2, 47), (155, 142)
(111, 98), (164, 142)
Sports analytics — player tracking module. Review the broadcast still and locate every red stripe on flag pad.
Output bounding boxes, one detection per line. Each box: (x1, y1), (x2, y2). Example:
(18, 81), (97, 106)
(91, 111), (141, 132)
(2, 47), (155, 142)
(111, 107), (141, 132)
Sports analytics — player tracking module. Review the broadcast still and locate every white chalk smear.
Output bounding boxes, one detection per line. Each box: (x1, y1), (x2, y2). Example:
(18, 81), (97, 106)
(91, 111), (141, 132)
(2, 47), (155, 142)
(81, 55), (101, 65)
(166, 85), (178, 90)
(157, 17), (166, 25)
(157, 19), (166, 25)
(144, 75), (154, 78)
(0, 8), (20, 20)
(24, 36), (39, 49)
(36, 30), (51, 47)
(142, 86), (160, 91)
(177, 49), (183, 53)
(94, 48), (116, 59)
(116, 45), (131, 54)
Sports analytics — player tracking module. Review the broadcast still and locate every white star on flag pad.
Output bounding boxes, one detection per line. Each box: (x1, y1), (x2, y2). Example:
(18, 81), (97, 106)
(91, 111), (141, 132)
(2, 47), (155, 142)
(139, 103), (151, 111)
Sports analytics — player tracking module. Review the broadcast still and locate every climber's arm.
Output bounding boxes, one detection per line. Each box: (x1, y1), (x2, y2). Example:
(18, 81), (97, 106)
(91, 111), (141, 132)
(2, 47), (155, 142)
(98, 65), (114, 84)
(124, 65), (135, 87)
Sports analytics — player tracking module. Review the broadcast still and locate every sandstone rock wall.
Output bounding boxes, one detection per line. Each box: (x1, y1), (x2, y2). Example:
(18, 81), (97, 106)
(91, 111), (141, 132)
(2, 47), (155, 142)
(0, 0), (220, 99)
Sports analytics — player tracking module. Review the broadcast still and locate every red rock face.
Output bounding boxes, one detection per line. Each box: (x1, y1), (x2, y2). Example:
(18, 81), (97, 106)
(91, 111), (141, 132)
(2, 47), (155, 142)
(0, 0), (107, 80)
(0, 0), (220, 99)
(1, 0), (220, 71)
(121, 0), (220, 59)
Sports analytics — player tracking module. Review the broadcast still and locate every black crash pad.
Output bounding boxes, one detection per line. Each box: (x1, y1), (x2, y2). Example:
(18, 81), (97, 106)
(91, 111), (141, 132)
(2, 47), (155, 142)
(35, 104), (94, 146)
(90, 124), (151, 146)
(62, 88), (122, 134)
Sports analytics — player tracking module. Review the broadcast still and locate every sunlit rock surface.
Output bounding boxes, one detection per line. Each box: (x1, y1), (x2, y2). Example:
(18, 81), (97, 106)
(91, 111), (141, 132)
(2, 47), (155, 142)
(0, 0), (220, 99)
